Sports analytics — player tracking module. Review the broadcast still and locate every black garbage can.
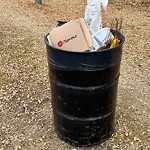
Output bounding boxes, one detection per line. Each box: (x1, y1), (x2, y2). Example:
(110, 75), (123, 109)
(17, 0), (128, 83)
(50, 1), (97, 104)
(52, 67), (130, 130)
(44, 30), (125, 146)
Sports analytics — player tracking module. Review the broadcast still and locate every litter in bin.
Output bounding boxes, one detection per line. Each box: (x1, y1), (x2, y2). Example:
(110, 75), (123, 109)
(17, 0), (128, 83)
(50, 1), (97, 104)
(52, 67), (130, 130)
(47, 18), (92, 52)
(47, 0), (122, 52)
(85, 0), (109, 34)
(91, 28), (113, 51)
(109, 18), (122, 48)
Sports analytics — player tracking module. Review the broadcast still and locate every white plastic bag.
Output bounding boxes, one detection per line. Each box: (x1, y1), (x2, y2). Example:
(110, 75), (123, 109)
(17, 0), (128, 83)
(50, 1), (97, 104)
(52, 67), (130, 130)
(85, 0), (109, 35)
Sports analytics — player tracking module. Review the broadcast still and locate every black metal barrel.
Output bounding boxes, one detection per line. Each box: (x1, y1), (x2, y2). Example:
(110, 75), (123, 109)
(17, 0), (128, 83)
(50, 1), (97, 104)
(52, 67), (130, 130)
(44, 30), (125, 146)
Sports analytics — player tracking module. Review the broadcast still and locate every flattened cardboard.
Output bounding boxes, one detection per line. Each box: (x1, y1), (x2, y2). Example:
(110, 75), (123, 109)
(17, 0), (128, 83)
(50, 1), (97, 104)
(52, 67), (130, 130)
(48, 18), (92, 52)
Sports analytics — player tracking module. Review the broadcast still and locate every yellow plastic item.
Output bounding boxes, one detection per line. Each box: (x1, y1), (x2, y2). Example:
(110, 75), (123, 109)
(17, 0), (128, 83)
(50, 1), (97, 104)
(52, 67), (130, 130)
(110, 36), (120, 48)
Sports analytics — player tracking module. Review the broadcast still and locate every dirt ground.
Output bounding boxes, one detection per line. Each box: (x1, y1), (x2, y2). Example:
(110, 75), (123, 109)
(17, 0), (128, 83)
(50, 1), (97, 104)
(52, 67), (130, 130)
(0, 0), (150, 149)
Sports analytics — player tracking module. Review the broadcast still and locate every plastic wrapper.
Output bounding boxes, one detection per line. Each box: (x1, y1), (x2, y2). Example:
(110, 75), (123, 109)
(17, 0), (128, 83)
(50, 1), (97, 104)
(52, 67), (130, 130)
(92, 28), (113, 51)
(85, 0), (109, 35)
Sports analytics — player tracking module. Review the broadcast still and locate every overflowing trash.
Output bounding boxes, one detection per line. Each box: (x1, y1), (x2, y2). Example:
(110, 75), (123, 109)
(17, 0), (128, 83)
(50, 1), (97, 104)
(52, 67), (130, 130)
(110, 18), (122, 48)
(85, 0), (109, 35)
(47, 18), (92, 52)
(91, 28), (113, 51)
(47, 0), (122, 52)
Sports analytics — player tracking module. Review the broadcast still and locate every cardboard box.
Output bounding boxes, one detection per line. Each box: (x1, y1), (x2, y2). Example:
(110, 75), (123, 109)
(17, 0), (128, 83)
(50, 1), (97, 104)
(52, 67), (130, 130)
(47, 18), (92, 52)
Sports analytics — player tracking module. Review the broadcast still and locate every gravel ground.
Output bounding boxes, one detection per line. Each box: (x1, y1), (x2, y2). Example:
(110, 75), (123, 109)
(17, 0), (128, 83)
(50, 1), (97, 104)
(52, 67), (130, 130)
(0, 0), (150, 149)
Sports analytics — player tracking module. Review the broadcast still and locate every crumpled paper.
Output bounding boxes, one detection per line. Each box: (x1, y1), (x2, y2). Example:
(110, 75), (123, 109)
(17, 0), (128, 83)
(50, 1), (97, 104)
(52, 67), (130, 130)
(85, 0), (109, 35)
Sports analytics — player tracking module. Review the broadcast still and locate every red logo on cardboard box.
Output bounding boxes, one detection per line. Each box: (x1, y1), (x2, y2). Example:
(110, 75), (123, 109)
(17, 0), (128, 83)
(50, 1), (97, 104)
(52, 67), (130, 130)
(58, 41), (63, 47)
